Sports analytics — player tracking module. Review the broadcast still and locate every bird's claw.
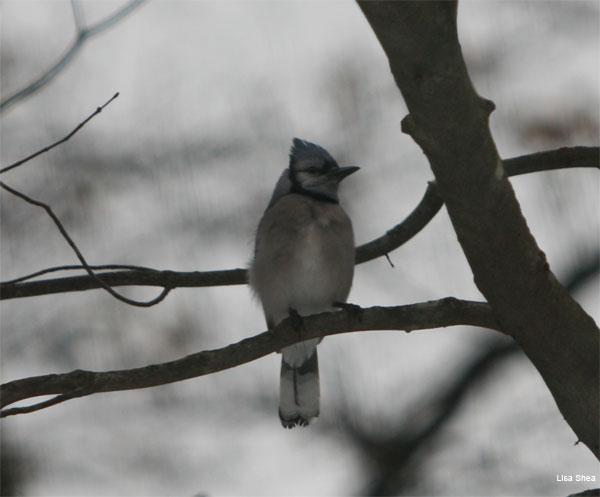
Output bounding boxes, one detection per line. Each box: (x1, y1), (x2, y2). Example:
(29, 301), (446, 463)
(287, 307), (305, 333)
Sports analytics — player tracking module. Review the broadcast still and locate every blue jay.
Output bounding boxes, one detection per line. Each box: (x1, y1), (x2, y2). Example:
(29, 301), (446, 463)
(249, 138), (358, 428)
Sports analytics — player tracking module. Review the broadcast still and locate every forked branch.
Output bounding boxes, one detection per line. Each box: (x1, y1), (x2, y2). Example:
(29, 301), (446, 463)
(1, 146), (597, 301)
(1, 93), (171, 307)
(0, 0), (145, 112)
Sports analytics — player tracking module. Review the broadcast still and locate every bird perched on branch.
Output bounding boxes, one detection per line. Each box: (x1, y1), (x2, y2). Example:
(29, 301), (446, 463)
(249, 138), (359, 428)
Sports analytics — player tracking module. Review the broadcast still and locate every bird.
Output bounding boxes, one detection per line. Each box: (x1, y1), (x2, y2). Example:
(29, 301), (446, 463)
(249, 138), (359, 428)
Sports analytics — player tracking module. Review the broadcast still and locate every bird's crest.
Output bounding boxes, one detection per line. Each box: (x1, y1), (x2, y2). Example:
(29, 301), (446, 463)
(289, 138), (335, 168)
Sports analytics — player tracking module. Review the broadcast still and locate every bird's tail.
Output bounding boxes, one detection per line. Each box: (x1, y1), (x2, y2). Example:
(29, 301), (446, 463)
(279, 343), (320, 428)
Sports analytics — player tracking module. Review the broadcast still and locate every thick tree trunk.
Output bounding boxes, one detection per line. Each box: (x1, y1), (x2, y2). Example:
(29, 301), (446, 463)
(358, 0), (599, 458)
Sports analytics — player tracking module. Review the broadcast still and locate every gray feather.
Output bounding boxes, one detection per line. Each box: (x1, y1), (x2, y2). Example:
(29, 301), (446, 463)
(249, 138), (358, 429)
(290, 138), (335, 167)
(265, 168), (292, 211)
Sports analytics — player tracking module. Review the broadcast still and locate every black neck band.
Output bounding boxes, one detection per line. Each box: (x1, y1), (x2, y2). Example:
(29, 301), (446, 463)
(289, 182), (338, 204)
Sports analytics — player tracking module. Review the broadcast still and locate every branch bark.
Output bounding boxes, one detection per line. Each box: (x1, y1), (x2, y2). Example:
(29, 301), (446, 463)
(1, 146), (596, 300)
(1, 180), (171, 307)
(357, 0), (599, 458)
(346, 253), (600, 495)
(1, 298), (500, 415)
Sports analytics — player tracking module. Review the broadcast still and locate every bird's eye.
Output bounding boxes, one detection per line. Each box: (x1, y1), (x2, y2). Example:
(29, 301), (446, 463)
(306, 167), (320, 174)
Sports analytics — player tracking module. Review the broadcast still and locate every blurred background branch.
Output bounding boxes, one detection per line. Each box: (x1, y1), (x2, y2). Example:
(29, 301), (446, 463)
(1, 92), (171, 307)
(0, 181), (172, 307)
(0, 0), (145, 113)
(1, 2), (598, 495)
(1, 146), (596, 301)
(334, 248), (600, 495)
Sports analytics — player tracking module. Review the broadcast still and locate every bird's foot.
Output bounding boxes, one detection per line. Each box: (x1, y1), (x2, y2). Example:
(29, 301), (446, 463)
(287, 307), (305, 334)
(333, 301), (363, 321)
(279, 411), (311, 429)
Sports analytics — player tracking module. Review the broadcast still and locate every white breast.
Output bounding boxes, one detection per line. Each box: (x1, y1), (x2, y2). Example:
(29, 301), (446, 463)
(249, 194), (355, 326)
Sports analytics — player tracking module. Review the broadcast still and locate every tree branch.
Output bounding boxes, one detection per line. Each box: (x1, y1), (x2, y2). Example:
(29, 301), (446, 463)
(0, 181), (172, 307)
(503, 146), (599, 177)
(0, 0), (145, 112)
(350, 338), (519, 496)
(0, 298), (501, 416)
(1, 146), (596, 300)
(0, 268), (247, 300)
(355, 181), (443, 264)
(346, 252), (600, 495)
(358, 0), (599, 458)
(2, 264), (158, 285)
(0, 93), (173, 307)
(1, 93), (119, 174)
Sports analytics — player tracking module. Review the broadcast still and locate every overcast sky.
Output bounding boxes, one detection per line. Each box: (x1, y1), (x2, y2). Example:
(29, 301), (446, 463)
(1, 1), (599, 496)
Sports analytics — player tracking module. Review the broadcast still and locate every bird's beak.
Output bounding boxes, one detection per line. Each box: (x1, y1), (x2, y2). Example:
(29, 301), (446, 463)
(330, 166), (360, 182)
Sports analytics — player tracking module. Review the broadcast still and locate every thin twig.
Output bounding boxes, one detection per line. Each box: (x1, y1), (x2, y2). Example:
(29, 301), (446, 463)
(0, 269), (246, 300)
(355, 182), (443, 264)
(345, 247), (599, 496)
(2, 264), (155, 285)
(84, 0), (146, 38)
(349, 337), (520, 496)
(70, 0), (86, 34)
(0, 181), (171, 307)
(0, 0), (145, 112)
(1, 92), (119, 174)
(0, 92), (170, 307)
(0, 147), (597, 301)
(0, 392), (84, 417)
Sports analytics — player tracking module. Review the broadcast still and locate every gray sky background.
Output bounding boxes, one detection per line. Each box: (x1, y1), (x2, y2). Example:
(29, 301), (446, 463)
(1, 1), (599, 496)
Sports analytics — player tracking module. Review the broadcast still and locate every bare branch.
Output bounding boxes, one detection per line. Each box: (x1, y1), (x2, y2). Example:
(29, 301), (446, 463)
(355, 181), (443, 264)
(1, 264), (157, 285)
(349, 338), (519, 495)
(357, 145), (599, 264)
(358, 0), (598, 458)
(503, 146), (599, 176)
(84, 0), (146, 38)
(1, 146), (596, 300)
(346, 250), (599, 495)
(568, 489), (600, 497)
(0, 181), (171, 307)
(1, 392), (85, 417)
(0, 0), (145, 112)
(0, 92), (173, 307)
(0, 298), (501, 416)
(70, 0), (86, 34)
(0, 269), (246, 300)
(1, 92), (119, 175)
